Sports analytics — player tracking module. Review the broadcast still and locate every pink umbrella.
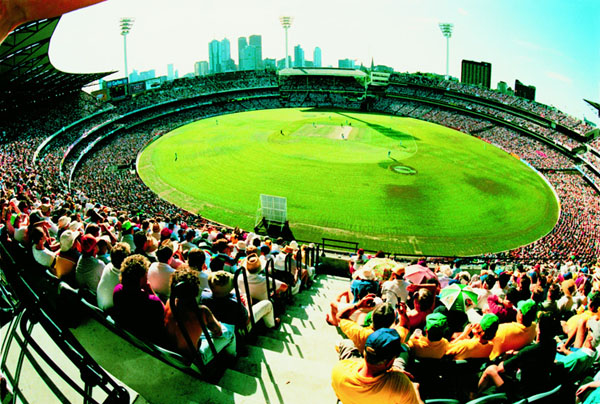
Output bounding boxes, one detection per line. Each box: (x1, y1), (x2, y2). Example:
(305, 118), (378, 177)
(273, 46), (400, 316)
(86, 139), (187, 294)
(405, 264), (437, 284)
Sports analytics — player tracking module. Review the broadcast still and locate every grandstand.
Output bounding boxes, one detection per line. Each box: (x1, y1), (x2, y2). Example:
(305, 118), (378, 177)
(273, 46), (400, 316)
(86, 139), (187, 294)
(2, 11), (600, 404)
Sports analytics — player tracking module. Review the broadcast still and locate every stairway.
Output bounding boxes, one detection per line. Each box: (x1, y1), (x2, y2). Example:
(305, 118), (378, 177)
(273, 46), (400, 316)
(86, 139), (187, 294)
(70, 274), (351, 404)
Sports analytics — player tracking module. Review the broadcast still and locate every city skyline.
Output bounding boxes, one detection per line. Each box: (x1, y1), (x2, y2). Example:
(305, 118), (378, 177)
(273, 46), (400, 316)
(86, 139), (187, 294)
(48, 0), (599, 124)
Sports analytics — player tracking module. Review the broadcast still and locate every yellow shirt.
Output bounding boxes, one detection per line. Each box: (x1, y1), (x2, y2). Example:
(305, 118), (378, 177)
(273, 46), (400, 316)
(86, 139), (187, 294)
(490, 322), (536, 360)
(565, 310), (595, 334)
(407, 336), (449, 359)
(446, 338), (493, 360)
(339, 319), (410, 354)
(331, 359), (420, 404)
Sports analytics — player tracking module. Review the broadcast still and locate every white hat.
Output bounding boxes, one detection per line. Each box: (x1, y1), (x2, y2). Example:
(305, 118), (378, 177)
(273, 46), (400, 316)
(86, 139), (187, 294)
(69, 221), (84, 233)
(289, 240), (299, 250)
(60, 230), (78, 252)
(58, 216), (71, 229)
(354, 267), (376, 281)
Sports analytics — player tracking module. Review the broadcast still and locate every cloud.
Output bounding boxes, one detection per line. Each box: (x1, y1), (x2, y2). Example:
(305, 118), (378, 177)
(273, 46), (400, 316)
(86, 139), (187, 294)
(545, 71), (573, 84)
(457, 8), (468, 16)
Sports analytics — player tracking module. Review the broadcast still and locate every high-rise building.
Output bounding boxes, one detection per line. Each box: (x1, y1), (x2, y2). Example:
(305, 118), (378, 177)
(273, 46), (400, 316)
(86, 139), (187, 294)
(249, 35), (262, 69)
(338, 59), (355, 69)
(167, 64), (175, 81)
(461, 60), (492, 88)
(515, 79), (536, 101)
(194, 61), (209, 76)
(238, 37), (247, 69)
(219, 38), (236, 72)
(129, 70), (140, 83)
(220, 38), (231, 64)
(209, 40), (220, 74)
(313, 47), (322, 68)
(264, 58), (276, 69)
(240, 46), (257, 70)
(294, 45), (305, 67)
(277, 57), (292, 70)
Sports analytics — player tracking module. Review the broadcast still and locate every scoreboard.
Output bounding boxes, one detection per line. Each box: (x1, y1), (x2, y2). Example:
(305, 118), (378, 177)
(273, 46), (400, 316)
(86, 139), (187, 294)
(106, 78), (129, 100)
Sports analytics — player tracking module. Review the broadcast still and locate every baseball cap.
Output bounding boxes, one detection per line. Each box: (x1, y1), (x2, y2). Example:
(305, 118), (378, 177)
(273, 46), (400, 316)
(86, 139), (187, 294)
(480, 314), (499, 331)
(122, 221), (133, 231)
(365, 328), (402, 361)
(425, 312), (448, 331)
(517, 299), (536, 317)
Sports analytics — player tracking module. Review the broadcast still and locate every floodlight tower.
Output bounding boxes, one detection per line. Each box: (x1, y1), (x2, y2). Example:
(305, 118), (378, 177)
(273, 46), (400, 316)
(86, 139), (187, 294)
(438, 22), (453, 80)
(279, 16), (293, 69)
(120, 18), (134, 79)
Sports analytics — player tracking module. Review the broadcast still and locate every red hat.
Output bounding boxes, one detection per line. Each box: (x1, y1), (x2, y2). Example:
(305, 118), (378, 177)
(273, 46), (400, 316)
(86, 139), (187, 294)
(160, 227), (172, 238)
(81, 234), (98, 254)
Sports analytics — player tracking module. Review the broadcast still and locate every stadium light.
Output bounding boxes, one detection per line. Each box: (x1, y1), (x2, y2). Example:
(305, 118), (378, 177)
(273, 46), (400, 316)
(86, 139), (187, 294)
(279, 16), (293, 69)
(438, 22), (453, 80)
(120, 18), (134, 80)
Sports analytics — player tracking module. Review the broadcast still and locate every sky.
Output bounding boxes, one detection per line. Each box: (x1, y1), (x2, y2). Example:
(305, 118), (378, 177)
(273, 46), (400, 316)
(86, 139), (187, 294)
(49, 0), (600, 124)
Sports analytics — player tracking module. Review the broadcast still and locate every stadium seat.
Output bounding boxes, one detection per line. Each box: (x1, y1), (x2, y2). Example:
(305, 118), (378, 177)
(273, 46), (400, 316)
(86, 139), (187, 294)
(465, 393), (508, 404)
(524, 384), (561, 403)
(424, 399), (461, 404)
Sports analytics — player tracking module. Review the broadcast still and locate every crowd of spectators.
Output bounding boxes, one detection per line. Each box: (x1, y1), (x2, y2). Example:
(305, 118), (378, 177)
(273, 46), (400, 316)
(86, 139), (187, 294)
(279, 75), (366, 93)
(386, 83), (583, 149)
(3, 70), (600, 403)
(1, 71), (600, 275)
(390, 73), (594, 135)
(511, 172), (600, 260)
(328, 255), (600, 402)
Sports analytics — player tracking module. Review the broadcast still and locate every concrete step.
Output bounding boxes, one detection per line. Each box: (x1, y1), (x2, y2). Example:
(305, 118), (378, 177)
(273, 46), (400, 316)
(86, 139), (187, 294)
(229, 344), (337, 403)
(253, 334), (339, 364)
(70, 317), (264, 404)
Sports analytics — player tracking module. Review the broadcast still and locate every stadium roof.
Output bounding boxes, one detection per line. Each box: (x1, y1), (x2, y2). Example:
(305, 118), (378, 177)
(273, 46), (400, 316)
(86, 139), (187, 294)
(278, 67), (367, 78)
(585, 99), (600, 118)
(0, 17), (113, 112)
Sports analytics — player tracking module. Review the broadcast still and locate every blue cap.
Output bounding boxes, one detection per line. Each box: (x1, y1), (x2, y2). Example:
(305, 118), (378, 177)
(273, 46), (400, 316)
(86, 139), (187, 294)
(365, 328), (402, 360)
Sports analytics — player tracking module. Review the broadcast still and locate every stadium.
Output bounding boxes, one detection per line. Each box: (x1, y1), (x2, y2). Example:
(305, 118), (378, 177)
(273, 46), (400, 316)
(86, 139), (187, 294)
(1, 2), (600, 404)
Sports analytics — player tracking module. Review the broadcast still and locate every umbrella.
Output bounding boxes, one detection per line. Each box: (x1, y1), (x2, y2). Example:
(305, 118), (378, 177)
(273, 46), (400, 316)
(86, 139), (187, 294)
(404, 264), (436, 284)
(358, 258), (404, 282)
(439, 284), (479, 312)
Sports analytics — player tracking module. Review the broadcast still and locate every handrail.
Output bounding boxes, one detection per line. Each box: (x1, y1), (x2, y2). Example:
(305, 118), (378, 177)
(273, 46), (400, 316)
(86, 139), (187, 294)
(264, 258), (277, 303)
(0, 240), (130, 403)
(233, 266), (256, 331)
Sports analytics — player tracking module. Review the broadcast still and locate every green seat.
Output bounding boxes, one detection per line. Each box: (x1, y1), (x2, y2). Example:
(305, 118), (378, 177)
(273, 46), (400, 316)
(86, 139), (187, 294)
(525, 384), (561, 403)
(465, 393), (509, 404)
(424, 399), (461, 404)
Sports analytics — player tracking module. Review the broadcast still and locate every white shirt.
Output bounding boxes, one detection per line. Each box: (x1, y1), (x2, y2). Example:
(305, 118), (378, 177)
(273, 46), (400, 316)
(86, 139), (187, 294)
(97, 263), (120, 310)
(238, 271), (285, 302)
(148, 261), (175, 297)
(76, 255), (105, 291)
(32, 246), (56, 268)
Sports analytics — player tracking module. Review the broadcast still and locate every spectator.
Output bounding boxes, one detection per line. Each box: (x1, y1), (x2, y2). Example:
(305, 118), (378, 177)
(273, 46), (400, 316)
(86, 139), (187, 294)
(97, 242), (130, 311)
(478, 312), (560, 400)
(331, 328), (423, 404)
(75, 234), (105, 290)
(112, 254), (165, 344)
(164, 268), (236, 362)
(489, 299), (538, 360)
(147, 243), (176, 299)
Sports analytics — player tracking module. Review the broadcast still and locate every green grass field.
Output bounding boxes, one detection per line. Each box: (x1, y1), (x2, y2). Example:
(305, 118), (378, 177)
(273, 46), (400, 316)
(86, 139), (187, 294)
(138, 108), (559, 256)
